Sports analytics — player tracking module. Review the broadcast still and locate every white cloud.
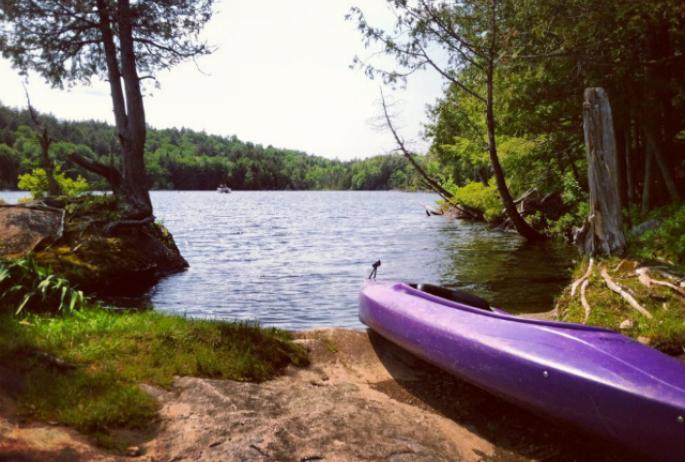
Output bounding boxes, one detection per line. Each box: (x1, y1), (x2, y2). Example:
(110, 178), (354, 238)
(0, 0), (445, 160)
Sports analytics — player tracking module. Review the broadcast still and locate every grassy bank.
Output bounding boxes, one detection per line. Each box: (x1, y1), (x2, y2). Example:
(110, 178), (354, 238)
(0, 307), (309, 448)
(556, 257), (685, 354)
(556, 205), (685, 354)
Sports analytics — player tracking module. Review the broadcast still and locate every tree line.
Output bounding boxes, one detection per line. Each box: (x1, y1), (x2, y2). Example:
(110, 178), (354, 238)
(0, 102), (422, 192)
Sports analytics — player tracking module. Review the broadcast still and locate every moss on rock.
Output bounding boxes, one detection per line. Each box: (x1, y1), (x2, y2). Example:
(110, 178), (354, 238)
(31, 195), (187, 295)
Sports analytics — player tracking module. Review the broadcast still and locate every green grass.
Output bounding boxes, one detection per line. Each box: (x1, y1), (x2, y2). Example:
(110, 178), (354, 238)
(0, 308), (309, 447)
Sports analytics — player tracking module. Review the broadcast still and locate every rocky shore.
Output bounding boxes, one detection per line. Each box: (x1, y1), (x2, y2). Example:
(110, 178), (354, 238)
(1, 328), (640, 462)
(0, 196), (187, 295)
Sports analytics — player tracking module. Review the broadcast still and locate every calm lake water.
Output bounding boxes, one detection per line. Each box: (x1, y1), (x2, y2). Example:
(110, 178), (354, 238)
(1, 190), (577, 330)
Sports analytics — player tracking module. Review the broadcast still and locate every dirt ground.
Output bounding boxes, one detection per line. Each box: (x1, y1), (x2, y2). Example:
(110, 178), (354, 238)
(0, 328), (642, 462)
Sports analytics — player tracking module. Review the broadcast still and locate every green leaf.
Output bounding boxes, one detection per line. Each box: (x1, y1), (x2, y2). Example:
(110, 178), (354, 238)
(59, 285), (68, 310)
(38, 274), (54, 296)
(0, 267), (10, 282)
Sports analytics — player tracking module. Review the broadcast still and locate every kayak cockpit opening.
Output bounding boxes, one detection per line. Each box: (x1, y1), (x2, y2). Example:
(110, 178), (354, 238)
(408, 283), (493, 312)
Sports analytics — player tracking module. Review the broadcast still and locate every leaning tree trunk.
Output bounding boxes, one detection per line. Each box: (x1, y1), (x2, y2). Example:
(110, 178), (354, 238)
(575, 88), (626, 256)
(484, 66), (544, 241)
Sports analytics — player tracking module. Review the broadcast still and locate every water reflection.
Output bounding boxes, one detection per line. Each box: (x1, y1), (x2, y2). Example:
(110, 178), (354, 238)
(436, 221), (577, 313)
(0, 190), (577, 327)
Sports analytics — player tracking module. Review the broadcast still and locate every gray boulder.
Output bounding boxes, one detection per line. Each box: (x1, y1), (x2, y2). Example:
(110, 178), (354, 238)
(0, 202), (64, 259)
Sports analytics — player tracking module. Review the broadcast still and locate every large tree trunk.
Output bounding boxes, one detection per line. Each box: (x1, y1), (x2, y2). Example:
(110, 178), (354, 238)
(118, 0), (152, 216)
(86, 0), (151, 218)
(576, 88), (626, 256)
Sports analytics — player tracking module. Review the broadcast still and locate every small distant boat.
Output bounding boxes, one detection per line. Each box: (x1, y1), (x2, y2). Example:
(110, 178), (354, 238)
(217, 185), (231, 193)
(359, 280), (685, 461)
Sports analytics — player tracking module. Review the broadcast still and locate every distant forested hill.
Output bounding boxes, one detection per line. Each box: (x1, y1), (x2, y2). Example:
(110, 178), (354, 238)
(0, 102), (423, 191)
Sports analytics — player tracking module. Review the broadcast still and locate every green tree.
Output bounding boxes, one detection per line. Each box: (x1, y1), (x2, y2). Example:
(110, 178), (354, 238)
(0, 143), (20, 189)
(350, 0), (544, 240)
(0, 0), (214, 217)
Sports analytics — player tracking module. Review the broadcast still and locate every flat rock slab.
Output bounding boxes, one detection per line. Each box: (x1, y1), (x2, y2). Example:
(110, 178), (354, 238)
(145, 329), (488, 462)
(0, 203), (64, 259)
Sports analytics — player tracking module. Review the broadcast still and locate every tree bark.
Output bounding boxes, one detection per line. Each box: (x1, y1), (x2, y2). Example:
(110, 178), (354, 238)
(93, 0), (151, 218)
(118, 0), (152, 215)
(485, 70), (544, 240)
(576, 88), (626, 256)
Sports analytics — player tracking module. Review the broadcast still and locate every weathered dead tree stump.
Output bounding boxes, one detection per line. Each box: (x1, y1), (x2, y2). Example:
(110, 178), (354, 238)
(575, 88), (626, 256)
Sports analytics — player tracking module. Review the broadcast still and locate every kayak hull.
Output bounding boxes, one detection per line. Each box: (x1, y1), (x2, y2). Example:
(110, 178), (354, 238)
(359, 281), (685, 461)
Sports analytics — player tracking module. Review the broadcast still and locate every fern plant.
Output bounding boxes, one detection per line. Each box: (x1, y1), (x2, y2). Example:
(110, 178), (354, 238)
(0, 258), (87, 314)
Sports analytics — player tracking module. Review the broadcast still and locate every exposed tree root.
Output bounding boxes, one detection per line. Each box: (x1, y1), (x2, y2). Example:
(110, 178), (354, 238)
(571, 258), (594, 297)
(104, 216), (154, 235)
(600, 267), (653, 319)
(580, 279), (591, 323)
(636, 267), (685, 298)
(32, 351), (78, 371)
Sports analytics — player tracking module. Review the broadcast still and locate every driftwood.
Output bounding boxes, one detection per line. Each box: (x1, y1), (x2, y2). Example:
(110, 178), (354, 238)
(423, 205), (443, 216)
(444, 202), (483, 220)
(600, 267), (653, 319)
(575, 88), (626, 256)
(635, 267), (685, 298)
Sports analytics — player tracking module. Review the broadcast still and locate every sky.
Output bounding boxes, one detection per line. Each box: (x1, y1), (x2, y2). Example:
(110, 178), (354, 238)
(0, 0), (446, 161)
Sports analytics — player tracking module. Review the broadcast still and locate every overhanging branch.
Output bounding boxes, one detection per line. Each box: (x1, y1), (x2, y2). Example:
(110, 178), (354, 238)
(68, 153), (122, 188)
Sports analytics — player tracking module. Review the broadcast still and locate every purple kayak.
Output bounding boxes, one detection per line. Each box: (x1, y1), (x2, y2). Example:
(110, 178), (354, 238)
(359, 280), (685, 461)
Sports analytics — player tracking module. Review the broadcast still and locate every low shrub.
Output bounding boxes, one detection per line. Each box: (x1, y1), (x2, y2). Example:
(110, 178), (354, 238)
(0, 258), (87, 315)
(450, 180), (503, 222)
(630, 204), (685, 265)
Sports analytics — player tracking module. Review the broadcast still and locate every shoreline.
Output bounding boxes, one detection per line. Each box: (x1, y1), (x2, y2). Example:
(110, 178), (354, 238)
(1, 327), (641, 462)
